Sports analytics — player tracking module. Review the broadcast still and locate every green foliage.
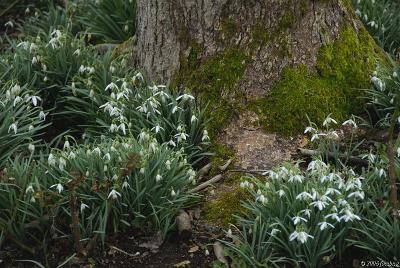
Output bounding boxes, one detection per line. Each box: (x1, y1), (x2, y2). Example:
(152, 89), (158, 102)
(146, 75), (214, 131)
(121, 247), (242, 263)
(223, 161), (365, 267)
(352, 0), (400, 58)
(0, 137), (198, 250)
(251, 26), (382, 135)
(77, 0), (136, 43)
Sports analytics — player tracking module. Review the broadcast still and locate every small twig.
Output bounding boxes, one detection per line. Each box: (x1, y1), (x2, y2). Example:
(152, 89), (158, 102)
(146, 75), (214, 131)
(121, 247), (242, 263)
(109, 245), (139, 257)
(189, 175), (223, 193)
(198, 163), (212, 176)
(218, 159), (233, 172)
(228, 169), (269, 175)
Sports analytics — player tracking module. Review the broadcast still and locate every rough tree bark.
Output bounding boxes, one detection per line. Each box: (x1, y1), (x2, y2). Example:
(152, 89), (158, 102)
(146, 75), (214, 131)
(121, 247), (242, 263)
(133, 0), (382, 170)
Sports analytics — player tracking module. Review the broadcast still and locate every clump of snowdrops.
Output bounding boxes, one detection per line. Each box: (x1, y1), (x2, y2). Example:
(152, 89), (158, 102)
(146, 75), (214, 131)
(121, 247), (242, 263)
(0, 136), (198, 253)
(223, 159), (364, 267)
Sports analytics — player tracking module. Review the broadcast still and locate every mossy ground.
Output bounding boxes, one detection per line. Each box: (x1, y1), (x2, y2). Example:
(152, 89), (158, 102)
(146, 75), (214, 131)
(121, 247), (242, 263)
(204, 186), (251, 227)
(250, 26), (385, 135)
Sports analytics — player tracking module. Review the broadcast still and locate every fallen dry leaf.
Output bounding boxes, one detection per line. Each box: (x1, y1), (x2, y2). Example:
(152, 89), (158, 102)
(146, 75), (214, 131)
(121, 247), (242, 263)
(188, 245), (199, 253)
(174, 260), (191, 267)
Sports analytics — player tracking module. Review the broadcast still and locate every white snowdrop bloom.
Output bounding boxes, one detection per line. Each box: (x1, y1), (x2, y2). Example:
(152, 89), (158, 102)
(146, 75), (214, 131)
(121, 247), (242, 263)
(289, 231), (314, 244)
(108, 189), (121, 199)
(378, 168), (386, 178)
(103, 165), (108, 172)
(300, 209), (311, 218)
(191, 115), (198, 123)
(340, 209), (361, 222)
(28, 144), (35, 153)
(124, 24), (129, 32)
(28, 125), (34, 132)
(110, 66), (116, 73)
(111, 175), (118, 181)
(48, 153), (56, 166)
(257, 194), (267, 205)
(323, 115), (337, 127)
(4, 21), (14, 28)
(105, 82), (118, 91)
(371, 76), (384, 91)
(26, 95), (41, 107)
(311, 133), (320, 142)
(171, 189), (176, 197)
(63, 140), (70, 150)
(119, 123), (127, 135)
(73, 49), (81, 56)
(13, 96), (23, 107)
(311, 200), (328, 211)
(171, 105), (182, 114)
(140, 167), (145, 174)
(168, 140), (177, 147)
(292, 216), (307, 225)
(348, 191), (365, 200)
(176, 94), (195, 102)
(80, 203), (89, 213)
(68, 151), (76, 159)
(397, 147), (400, 157)
(110, 122), (119, 132)
(122, 181), (130, 189)
(325, 188), (341, 196)
(355, 9), (361, 17)
(32, 56), (38, 65)
(92, 147), (101, 156)
(304, 126), (316, 134)
(342, 119), (357, 128)
(58, 157), (66, 170)
(270, 229), (280, 236)
(165, 160), (171, 170)
(39, 111), (47, 121)
(26, 185), (34, 194)
(276, 189), (285, 197)
(202, 130), (210, 141)
(151, 124), (164, 134)
(51, 183), (64, 193)
(205, 249), (210, 256)
(79, 65), (86, 74)
(132, 72), (144, 83)
(17, 41), (29, 50)
(296, 191), (313, 201)
(318, 221), (334, 231)
(325, 213), (341, 222)
(8, 122), (18, 134)
(227, 228), (233, 238)
(393, 72), (398, 78)
(326, 131), (339, 140)
(156, 174), (162, 182)
(288, 174), (303, 183)
(103, 153), (111, 162)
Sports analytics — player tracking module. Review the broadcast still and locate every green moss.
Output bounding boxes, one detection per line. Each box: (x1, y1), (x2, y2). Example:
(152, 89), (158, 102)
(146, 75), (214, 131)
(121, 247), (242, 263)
(204, 187), (251, 227)
(250, 25), (384, 135)
(220, 18), (239, 41)
(251, 23), (270, 48)
(175, 48), (249, 137)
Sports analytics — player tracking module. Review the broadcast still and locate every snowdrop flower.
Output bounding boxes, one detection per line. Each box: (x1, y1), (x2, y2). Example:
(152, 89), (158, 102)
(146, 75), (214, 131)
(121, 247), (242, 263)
(325, 188), (340, 196)
(119, 123), (126, 135)
(304, 126), (316, 134)
(108, 189), (121, 199)
(289, 231), (314, 244)
(171, 189), (176, 197)
(292, 216), (307, 225)
(171, 105), (183, 114)
(311, 200), (328, 211)
(288, 174), (303, 183)
(68, 151), (76, 159)
(124, 24), (129, 32)
(271, 229), (280, 236)
(301, 209), (311, 218)
(122, 181), (130, 189)
(393, 72), (398, 78)
(311, 133), (320, 142)
(92, 147), (101, 156)
(79, 65), (86, 74)
(325, 212), (341, 222)
(176, 94), (194, 102)
(29, 125), (34, 132)
(13, 96), (23, 107)
(397, 147), (400, 157)
(80, 203), (89, 213)
(26, 95), (41, 106)
(151, 124), (164, 134)
(73, 49), (81, 56)
(48, 153), (56, 166)
(4, 21), (14, 28)
(323, 115), (337, 127)
(256, 194), (267, 205)
(105, 82), (118, 91)
(340, 209), (361, 222)
(32, 56), (38, 65)
(58, 157), (66, 170)
(348, 191), (365, 200)
(276, 189), (285, 197)
(342, 119), (357, 128)
(26, 185), (34, 194)
(156, 174), (162, 182)
(296, 191), (313, 201)
(191, 115), (198, 123)
(8, 122), (18, 134)
(318, 221), (334, 231)
(28, 144), (35, 153)
(63, 140), (70, 150)
(202, 130), (210, 141)
(140, 168), (145, 174)
(39, 111), (47, 121)
(371, 76), (384, 91)
(227, 228), (233, 238)
(132, 72), (144, 84)
(165, 160), (171, 170)
(51, 183), (64, 193)
(109, 123), (118, 133)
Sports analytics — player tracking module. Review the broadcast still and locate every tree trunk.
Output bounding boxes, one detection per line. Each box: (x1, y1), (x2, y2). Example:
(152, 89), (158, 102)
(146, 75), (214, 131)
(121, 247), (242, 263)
(133, 0), (382, 170)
